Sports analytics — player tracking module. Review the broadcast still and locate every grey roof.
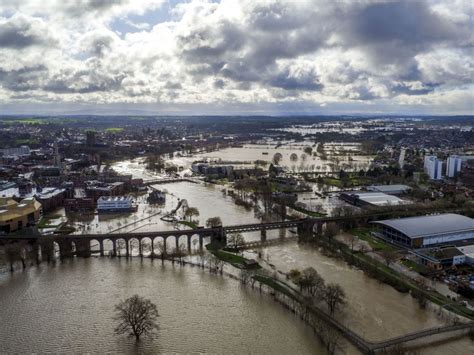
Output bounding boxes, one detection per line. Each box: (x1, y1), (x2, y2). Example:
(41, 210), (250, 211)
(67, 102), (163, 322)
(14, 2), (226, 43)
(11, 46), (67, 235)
(367, 184), (411, 193)
(372, 214), (474, 239)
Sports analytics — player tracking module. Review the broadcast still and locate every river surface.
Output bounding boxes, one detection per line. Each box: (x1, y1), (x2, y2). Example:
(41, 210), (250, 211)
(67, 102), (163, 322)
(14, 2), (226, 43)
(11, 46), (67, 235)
(3, 156), (472, 354)
(0, 258), (323, 354)
(169, 143), (372, 173)
(253, 242), (474, 354)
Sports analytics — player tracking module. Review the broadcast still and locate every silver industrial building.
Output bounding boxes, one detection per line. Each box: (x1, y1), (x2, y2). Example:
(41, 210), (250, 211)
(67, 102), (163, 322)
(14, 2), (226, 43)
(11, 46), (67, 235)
(372, 214), (474, 248)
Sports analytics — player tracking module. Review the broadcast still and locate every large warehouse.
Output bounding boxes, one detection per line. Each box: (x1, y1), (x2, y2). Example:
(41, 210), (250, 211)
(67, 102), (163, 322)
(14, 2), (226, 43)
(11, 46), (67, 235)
(372, 214), (474, 248)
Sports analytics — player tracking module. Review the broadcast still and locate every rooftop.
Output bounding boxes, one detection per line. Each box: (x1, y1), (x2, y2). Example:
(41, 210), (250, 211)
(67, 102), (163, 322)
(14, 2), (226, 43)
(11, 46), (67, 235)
(373, 214), (474, 239)
(344, 191), (408, 206)
(367, 184), (411, 193)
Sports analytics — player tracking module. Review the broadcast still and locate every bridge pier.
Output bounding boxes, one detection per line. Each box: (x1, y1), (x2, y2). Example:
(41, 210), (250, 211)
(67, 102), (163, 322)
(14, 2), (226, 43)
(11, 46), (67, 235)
(126, 240), (130, 257)
(175, 237), (179, 252)
(151, 238), (155, 256)
(139, 239), (143, 257)
(99, 240), (104, 257)
(58, 240), (73, 258)
(75, 239), (91, 258)
(260, 229), (267, 242)
(187, 236), (192, 253)
(297, 221), (314, 240)
(112, 239), (117, 257)
(199, 235), (203, 251)
(316, 222), (323, 235)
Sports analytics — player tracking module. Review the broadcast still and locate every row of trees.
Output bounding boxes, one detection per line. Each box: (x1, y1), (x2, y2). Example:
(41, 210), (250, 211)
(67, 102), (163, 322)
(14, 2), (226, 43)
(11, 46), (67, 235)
(289, 267), (346, 315)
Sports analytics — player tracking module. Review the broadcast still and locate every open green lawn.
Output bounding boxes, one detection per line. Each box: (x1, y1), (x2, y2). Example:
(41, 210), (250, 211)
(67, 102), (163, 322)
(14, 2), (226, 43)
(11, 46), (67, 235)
(105, 127), (124, 133)
(291, 205), (326, 217)
(400, 258), (427, 274)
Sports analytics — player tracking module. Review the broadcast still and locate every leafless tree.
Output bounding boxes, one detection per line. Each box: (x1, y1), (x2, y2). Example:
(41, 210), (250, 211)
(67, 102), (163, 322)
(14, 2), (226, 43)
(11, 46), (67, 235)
(381, 250), (398, 267)
(324, 223), (340, 241)
(114, 295), (159, 342)
(227, 233), (245, 249)
(206, 216), (222, 228)
(324, 283), (346, 315)
(116, 239), (127, 257)
(38, 236), (55, 262)
(155, 241), (167, 261)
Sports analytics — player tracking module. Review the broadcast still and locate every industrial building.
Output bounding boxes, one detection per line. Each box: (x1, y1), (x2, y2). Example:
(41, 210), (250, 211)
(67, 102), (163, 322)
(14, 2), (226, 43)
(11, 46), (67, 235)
(366, 184), (411, 195)
(372, 214), (474, 248)
(339, 191), (409, 207)
(0, 197), (42, 233)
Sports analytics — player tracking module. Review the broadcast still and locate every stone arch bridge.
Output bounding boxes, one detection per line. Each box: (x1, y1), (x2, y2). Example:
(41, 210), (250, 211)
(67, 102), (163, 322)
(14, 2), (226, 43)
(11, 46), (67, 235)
(0, 216), (359, 259)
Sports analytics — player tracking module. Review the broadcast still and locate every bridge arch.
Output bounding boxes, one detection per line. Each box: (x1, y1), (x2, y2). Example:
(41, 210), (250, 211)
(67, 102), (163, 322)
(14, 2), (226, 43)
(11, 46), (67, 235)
(140, 237), (153, 256)
(165, 235), (177, 254)
(115, 238), (127, 257)
(152, 236), (167, 257)
(190, 234), (201, 253)
(89, 239), (101, 255)
(103, 239), (114, 256)
(128, 238), (140, 257)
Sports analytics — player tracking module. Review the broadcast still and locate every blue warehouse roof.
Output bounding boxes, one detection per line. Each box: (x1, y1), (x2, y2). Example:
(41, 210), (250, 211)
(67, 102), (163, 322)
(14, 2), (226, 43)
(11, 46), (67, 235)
(372, 214), (474, 239)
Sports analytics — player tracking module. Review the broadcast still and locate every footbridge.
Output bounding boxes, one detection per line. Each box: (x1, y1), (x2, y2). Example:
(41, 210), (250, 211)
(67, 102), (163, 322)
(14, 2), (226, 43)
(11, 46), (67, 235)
(368, 322), (474, 352)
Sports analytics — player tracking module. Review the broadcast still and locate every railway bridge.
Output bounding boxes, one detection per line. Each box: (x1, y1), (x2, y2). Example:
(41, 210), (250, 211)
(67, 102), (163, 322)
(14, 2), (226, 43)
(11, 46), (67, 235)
(0, 217), (339, 259)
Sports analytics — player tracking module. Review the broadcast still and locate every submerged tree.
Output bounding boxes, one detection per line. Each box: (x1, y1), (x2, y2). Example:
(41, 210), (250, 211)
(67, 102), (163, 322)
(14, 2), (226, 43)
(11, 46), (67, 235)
(114, 295), (159, 342)
(324, 283), (346, 315)
(206, 216), (223, 228)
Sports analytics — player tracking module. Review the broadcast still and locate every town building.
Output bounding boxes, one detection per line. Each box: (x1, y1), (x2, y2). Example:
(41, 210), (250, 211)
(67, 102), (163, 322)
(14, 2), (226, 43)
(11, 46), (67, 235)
(0, 146), (31, 158)
(424, 155), (443, 180)
(35, 187), (66, 212)
(340, 191), (410, 207)
(97, 196), (135, 213)
(85, 181), (124, 201)
(372, 214), (474, 248)
(446, 155), (462, 178)
(414, 247), (466, 270)
(64, 197), (95, 212)
(366, 184), (411, 195)
(0, 197), (42, 233)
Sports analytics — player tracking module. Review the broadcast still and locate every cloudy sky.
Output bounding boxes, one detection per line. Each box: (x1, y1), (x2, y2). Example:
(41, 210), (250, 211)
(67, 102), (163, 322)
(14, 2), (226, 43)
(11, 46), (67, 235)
(0, 0), (472, 115)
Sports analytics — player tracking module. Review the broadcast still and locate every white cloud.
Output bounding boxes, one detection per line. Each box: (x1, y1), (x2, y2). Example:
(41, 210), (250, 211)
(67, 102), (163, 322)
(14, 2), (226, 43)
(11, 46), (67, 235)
(0, 0), (472, 114)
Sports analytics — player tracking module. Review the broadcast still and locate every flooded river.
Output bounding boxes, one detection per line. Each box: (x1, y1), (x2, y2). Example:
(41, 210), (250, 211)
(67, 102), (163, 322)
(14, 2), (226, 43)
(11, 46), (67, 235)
(255, 242), (474, 354)
(3, 157), (471, 354)
(0, 258), (322, 354)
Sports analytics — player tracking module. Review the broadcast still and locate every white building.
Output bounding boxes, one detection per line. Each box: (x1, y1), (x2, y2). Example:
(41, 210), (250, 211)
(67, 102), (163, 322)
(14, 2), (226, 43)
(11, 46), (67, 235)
(446, 155), (462, 178)
(97, 196), (135, 213)
(424, 155), (443, 180)
(398, 147), (406, 168)
(0, 146), (30, 157)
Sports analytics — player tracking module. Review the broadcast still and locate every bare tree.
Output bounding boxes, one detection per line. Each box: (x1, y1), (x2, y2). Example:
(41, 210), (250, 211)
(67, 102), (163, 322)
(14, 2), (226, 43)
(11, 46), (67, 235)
(227, 233), (245, 249)
(206, 216), (222, 228)
(320, 326), (344, 355)
(116, 239), (127, 257)
(114, 295), (159, 342)
(155, 241), (167, 261)
(38, 236), (55, 263)
(5, 243), (21, 272)
(324, 283), (346, 315)
(184, 207), (199, 222)
(324, 223), (340, 241)
(381, 250), (398, 267)
(272, 152), (283, 165)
